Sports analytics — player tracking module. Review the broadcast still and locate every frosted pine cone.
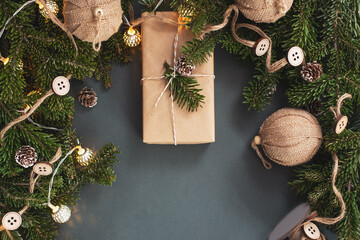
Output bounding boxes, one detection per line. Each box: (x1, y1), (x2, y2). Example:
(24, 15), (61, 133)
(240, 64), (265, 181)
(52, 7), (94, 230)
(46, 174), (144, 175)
(15, 145), (37, 168)
(174, 56), (195, 77)
(301, 61), (323, 82)
(78, 87), (98, 108)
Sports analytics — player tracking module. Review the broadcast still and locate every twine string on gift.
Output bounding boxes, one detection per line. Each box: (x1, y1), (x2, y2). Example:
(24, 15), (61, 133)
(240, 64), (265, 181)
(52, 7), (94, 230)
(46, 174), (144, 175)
(200, 4), (300, 73)
(330, 93), (352, 119)
(140, 16), (215, 145)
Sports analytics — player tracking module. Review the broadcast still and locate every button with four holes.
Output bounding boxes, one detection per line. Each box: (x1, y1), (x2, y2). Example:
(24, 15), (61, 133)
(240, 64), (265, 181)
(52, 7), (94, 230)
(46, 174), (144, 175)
(254, 38), (270, 56)
(287, 46), (304, 66)
(33, 162), (53, 176)
(52, 76), (70, 96)
(303, 222), (320, 239)
(333, 115), (348, 134)
(2, 212), (22, 230)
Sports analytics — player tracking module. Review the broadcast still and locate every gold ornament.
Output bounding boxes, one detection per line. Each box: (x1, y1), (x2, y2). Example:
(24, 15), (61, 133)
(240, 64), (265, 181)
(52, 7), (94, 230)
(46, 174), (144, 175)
(36, 0), (59, 19)
(75, 145), (95, 166)
(49, 204), (71, 223)
(123, 27), (141, 47)
(0, 56), (9, 65)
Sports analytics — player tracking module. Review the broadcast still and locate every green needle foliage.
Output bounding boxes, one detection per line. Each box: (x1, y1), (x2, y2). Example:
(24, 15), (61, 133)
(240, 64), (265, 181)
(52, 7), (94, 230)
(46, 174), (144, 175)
(167, 0), (360, 239)
(0, 0), (131, 238)
(164, 62), (204, 112)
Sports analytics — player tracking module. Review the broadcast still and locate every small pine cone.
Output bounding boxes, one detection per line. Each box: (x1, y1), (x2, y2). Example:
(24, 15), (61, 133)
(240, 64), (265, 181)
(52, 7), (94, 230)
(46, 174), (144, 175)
(265, 84), (277, 96)
(78, 87), (98, 108)
(174, 56), (195, 77)
(306, 99), (323, 116)
(301, 61), (323, 82)
(15, 145), (38, 168)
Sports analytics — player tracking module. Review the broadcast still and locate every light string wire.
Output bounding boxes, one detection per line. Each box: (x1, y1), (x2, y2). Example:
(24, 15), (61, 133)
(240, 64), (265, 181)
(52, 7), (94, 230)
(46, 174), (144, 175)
(17, 108), (63, 131)
(0, 0), (36, 59)
(47, 147), (77, 207)
(0, 0), (36, 40)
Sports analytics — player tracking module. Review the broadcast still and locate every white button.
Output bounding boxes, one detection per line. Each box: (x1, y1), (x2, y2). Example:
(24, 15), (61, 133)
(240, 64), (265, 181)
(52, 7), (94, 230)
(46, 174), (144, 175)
(2, 212), (22, 230)
(334, 115), (348, 134)
(303, 222), (320, 239)
(287, 46), (304, 66)
(254, 38), (270, 56)
(52, 76), (70, 96)
(33, 162), (53, 176)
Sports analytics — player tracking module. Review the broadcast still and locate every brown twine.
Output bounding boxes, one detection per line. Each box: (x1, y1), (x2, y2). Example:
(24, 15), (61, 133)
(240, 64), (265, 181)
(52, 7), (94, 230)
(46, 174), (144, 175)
(35, 0), (78, 56)
(289, 154), (345, 240)
(0, 89), (54, 143)
(330, 93), (352, 118)
(251, 139), (272, 169)
(200, 4), (292, 73)
(92, 9), (104, 52)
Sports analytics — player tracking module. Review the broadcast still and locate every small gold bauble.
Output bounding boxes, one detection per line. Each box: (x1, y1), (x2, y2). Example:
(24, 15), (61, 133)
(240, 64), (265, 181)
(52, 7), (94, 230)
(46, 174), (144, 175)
(51, 205), (71, 223)
(76, 147), (95, 166)
(38, 0), (59, 19)
(123, 27), (141, 47)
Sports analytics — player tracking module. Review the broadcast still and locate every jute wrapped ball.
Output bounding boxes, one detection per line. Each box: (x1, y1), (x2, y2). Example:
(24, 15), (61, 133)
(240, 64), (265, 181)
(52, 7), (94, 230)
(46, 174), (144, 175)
(235, 0), (293, 23)
(253, 108), (322, 168)
(63, 0), (123, 43)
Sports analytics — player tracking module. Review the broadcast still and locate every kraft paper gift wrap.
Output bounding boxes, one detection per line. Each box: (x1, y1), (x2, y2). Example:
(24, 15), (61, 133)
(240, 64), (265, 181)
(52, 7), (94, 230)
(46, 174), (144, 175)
(141, 12), (215, 144)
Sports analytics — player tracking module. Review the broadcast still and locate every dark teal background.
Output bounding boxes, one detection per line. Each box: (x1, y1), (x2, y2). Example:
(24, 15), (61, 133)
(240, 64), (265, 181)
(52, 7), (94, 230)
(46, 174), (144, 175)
(57, 4), (337, 240)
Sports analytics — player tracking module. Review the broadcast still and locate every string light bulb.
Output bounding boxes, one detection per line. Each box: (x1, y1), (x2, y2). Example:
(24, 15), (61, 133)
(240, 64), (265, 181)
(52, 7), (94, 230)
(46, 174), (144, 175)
(178, 1), (195, 23)
(48, 203), (71, 223)
(36, 0), (59, 19)
(123, 27), (141, 47)
(75, 145), (95, 166)
(0, 56), (9, 65)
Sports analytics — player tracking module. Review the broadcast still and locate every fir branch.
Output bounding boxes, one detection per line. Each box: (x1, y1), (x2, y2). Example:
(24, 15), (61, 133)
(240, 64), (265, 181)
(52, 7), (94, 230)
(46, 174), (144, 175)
(164, 62), (205, 112)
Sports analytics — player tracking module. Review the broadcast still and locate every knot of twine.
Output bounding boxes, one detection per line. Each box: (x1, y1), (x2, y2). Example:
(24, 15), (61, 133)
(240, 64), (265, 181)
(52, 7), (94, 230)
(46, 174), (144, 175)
(277, 0), (287, 14)
(200, 4), (298, 73)
(141, 23), (215, 145)
(330, 93), (352, 119)
(93, 8), (104, 52)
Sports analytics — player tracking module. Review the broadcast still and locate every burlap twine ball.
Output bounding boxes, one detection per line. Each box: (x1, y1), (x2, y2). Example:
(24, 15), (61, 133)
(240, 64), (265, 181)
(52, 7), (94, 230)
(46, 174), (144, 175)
(63, 0), (123, 43)
(253, 108), (322, 168)
(235, 0), (293, 23)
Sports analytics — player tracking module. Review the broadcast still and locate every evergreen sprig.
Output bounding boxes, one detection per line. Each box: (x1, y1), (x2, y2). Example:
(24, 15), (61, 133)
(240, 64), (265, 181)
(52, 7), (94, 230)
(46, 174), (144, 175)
(164, 62), (204, 112)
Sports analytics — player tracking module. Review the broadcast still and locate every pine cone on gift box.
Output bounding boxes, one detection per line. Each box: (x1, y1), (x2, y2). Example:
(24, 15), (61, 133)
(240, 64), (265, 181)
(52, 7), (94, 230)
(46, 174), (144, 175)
(15, 145), (38, 168)
(301, 61), (323, 82)
(78, 87), (98, 108)
(174, 56), (195, 77)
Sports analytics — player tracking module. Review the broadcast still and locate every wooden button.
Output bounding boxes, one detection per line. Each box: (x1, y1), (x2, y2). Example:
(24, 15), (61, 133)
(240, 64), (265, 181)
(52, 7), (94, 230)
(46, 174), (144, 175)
(2, 212), (22, 230)
(303, 222), (320, 239)
(254, 38), (270, 56)
(52, 76), (70, 96)
(287, 46), (304, 66)
(33, 162), (53, 176)
(333, 115), (348, 134)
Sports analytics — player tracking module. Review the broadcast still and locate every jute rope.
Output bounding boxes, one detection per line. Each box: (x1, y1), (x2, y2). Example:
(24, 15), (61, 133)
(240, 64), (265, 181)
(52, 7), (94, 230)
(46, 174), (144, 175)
(0, 89), (54, 142)
(35, 0), (78, 56)
(330, 93), (352, 119)
(200, 4), (294, 73)
(288, 154), (345, 240)
(92, 8), (104, 52)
